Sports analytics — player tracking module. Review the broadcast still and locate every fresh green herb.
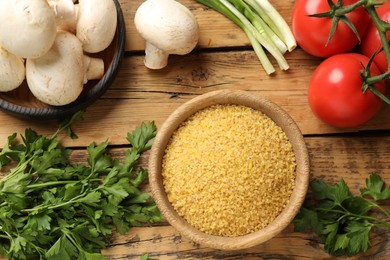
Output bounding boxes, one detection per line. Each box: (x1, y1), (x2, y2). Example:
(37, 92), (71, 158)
(196, 0), (296, 74)
(140, 255), (148, 260)
(140, 253), (157, 260)
(294, 173), (390, 256)
(56, 110), (84, 139)
(0, 118), (162, 259)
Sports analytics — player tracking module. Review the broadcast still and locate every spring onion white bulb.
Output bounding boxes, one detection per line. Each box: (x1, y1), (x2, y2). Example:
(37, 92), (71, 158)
(197, 0), (296, 74)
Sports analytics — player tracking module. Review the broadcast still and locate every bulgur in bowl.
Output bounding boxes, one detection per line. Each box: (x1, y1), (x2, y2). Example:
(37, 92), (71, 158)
(148, 89), (310, 250)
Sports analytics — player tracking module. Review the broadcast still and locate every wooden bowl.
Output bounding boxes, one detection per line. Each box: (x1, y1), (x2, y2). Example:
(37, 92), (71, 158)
(0, 0), (125, 120)
(149, 89), (310, 250)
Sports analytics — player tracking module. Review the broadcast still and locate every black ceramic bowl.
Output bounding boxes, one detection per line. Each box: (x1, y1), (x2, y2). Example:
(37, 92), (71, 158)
(0, 0), (125, 120)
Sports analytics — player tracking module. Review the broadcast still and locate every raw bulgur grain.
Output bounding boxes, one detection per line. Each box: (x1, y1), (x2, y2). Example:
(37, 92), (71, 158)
(162, 104), (296, 237)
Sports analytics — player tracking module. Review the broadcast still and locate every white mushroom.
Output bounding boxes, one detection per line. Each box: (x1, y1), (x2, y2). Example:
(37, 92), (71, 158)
(0, 0), (57, 59)
(0, 47), (25, 92)
(26, 31), (104, 106)
(76, 0), (117, 53)
(48, 0), (78, 33)
(134, 0), (199, 69)
(82, 55), (105, 84)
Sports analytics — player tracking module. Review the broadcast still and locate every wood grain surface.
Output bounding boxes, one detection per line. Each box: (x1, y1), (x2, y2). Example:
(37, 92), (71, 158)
(1, 0), (390, 259)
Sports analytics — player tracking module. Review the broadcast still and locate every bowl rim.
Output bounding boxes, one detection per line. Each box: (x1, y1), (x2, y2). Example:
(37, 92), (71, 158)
(148, 89), (310, 250)
(0, 0), (126, 120)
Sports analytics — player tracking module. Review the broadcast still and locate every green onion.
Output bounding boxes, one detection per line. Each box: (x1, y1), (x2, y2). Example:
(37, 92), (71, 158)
(197, 0), (296, 74)
(247, 0), (296, 52)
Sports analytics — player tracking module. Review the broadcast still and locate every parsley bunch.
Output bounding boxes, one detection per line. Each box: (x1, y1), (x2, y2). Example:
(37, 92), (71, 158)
(294, 173), (390, 256)
(0, 113), (162, 259)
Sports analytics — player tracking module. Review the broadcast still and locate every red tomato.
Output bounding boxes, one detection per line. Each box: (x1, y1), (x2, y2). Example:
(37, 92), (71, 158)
(308, 53), (385, 128)
(292, 0), (370, 57)
(361, 2), (390, 74)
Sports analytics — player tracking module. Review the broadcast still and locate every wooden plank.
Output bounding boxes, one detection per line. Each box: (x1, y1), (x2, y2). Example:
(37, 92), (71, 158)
(102, 225), (390, 259)
(1, 49), (389, 148)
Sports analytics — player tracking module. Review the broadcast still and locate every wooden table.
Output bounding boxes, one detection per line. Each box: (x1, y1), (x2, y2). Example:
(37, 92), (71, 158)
(1, 0), (390, 259)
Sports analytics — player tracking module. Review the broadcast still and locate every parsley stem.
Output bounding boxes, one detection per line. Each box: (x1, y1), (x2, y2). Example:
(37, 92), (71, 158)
(22, 192), (87, 213)
(51, 111), (83, 139)
(316, 207), (390, 227)
(64, 232), (83, 252)
(26, 179), (101, 192)
(371, 203), (390, 221)
(48, 193), (87, 209)
(0, 161), (30, 183)
(26, 180), (77, 190)
(27, 241), (45, 257)
(0, 234), (10, 240)
(373, 223), (390, 229)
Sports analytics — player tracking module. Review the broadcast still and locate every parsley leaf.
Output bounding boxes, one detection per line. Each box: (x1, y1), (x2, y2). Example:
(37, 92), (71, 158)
(140, 254), (158, 260)
(0, 120), (162, 259)
(311, 179), (352, 205)
(360, 173), (390, 201)
(45, 235), (77, 260)
(127, 121), (157, 153)
(345, 220), (372, 255)
(294, 173), (390, 257)
(55, 110), (84, 139)
(293, 207), (322, 234)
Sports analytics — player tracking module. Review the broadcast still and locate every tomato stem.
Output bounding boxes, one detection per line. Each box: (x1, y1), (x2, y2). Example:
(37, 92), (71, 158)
(368, 85), (390, 105)
(311, 0), (366, 45)
(365, 4), (390, 81)
(318, 0), (390, 103)
(362, 3), (390, 104)
(334, 0), (367, 14)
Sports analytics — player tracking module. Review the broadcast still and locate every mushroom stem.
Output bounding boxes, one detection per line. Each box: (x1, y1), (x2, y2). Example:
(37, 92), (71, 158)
(83, 55), (104, 83)
(144, 42), (169, 70)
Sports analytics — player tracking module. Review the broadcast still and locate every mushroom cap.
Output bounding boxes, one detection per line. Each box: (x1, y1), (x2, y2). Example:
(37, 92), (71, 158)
(26, 31), (84, 106)
(0, 47), (25, 92)
(134, 0), (199, 55)
(48, 0), (78, 33)
(0, 0), (57, 59)
(76, 0), (117, 53)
